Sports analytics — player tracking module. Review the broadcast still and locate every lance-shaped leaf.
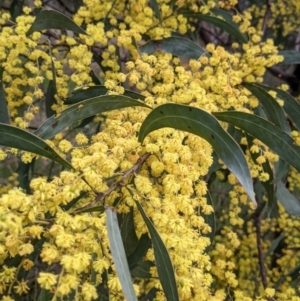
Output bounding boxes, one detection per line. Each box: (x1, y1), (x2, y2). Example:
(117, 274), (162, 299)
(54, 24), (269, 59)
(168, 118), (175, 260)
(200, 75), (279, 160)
(276, 181), (300, 216)
(105, 207), (138, 301)
(120, 208), (138, 256)
(26, 10), (87, 36)
(243, 83), (290, 133)
(260, 84), (300, 131)
(245, 133), (275, 215)
(65, 86), (145, 105)
(213, 111), (300, 173)
(45, 45), (57, 118)
(180, 10), (248, 43)
(149, 0), (162, 23)
(243, 83), (291, 182)
(140, 37), (205, 59)
(34, 95), (152, 140)
(278, 50), (300, 65)
(138, 103), (256, 204)
(136, 201), (180, 301)
(0, 67), (9, 124)
(0, 123), (73, 169)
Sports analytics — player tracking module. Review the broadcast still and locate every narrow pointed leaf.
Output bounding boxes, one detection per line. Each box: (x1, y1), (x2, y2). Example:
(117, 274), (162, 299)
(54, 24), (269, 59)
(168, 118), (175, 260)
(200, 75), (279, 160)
(138, 103), (256, 204)
(0, 67), (9, 124)
(149, 0), (162, 23)
(65, 85), (145, 105)
(245, 133), (275, 215)
(262, 85), (300, 131)
(120, 208), (138, 256)
(140, 37), (205, 59)
(213, 111), (300, 173)
(26, 10), (87, 36)
(265, 233), (285, 258)
(203, 192), (215, 247)
(136, 201), (180, 301)
(278, 50), (300, 65)
(130, 260), (154, 278)
(244, 83), (291, 183)
(276, 181), (300, 216)
(45, 47), (57, 118)
(243, 83), (290, 132)
(181, 10), (248, 43)
(0, 123), (73, 169)
(105, 207), (138, 301)
(128, 234), (151, 270)
(34, 95), (152, 140)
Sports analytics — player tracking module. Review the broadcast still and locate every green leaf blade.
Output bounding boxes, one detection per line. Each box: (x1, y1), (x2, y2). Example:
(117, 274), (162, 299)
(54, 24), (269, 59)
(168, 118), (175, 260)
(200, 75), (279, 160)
(136, 201), (180, 301)
(138, 103), (256, 204)
(0, 123), (73, 169)
(105, 207), (138, 301)
(276, 181), (300, 216)
(213, 111), (300, 173)
(0, 67), (10, 124)
(140, 37), (205, 59)
(26, 10), (87, 36)
(278, 50), (300, 65)
(34, 95), (152, 140)
(243, 83), (290, 132)
(181, 10), (248, 43)
(65, 86), (145, 105)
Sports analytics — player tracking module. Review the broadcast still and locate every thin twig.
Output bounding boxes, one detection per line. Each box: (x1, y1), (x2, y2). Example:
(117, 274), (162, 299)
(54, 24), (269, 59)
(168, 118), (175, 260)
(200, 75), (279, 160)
(73, 152), (151, 212)
(254, 215), (274, 301)
(262, 0), (272, 37)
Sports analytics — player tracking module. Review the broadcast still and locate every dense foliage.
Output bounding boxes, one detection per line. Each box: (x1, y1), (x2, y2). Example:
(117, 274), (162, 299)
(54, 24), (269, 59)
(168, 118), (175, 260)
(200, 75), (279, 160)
(1, 0), (300, 300)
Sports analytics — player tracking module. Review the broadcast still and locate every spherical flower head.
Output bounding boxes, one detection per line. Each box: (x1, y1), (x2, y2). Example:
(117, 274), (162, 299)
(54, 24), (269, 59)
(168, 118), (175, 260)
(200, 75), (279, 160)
(134, 175), (152, 194)
(75, 133), (89, 145)
(37, 272), (57, 290)
(58, 140), (72, 153)
(18, 243), (34, 256)
(265, 287), (275, 298)
(81, 282), (98, 301)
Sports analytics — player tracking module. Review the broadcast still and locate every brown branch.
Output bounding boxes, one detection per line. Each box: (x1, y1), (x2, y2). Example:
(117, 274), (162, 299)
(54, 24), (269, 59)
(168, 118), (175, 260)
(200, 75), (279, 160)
(73, 152), (151, 213)
(262, 0), (272, 37)
(254, 215), (274, 301)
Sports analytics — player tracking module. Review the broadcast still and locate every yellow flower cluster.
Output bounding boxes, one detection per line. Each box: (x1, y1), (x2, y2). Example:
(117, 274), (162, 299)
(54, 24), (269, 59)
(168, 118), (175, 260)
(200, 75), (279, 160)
(1, 0), (300, 300)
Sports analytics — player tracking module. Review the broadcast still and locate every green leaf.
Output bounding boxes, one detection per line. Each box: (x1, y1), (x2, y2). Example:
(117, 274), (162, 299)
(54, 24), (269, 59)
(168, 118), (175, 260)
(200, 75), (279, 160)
(0, 67), (10, 124)
(77, 206), (104, 214)
(120, 207), (139, 256)
(262, 85), (300, 131)
(106, 207), (138, 301)
(10, 0), (23, 22)
(34, 95), (152, 140)
(17, 160), (34, 193)
(26, 9), (87, 36)
(128, 234), (151, 270)
(0, 123), (73, 169)
(149, 0), (162, 23)
(203, 192), (215, 247)
(130, 260), (154, 278)
(45, 46), (57, 118)
(65, 85), (145, 105)
(213, 111), (300, 173)
(276, 181), (300, 216)
(140, 37), (205, 59)
(245, 133), (275, 215)
(244, 83), (291, 183)
(265, 233), (285, 258)
(180, 10), (248, 43)
(278, 50), (300, 65)
(243, 83), (290, 132)
(135, 201), (180, 301)
(138, 103), (256, 205)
